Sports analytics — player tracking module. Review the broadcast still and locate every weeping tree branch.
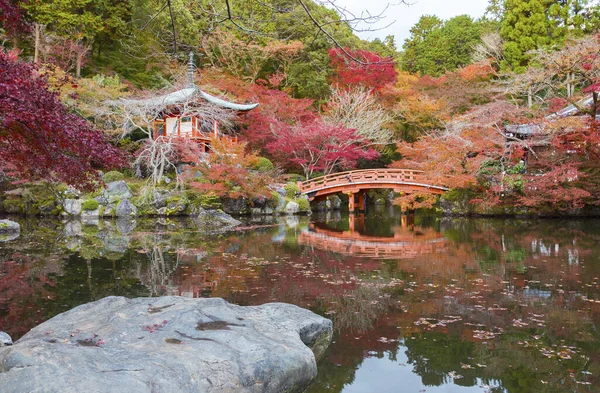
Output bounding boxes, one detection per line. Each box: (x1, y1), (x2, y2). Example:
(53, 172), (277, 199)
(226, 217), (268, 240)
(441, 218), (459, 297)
(117, 87), (237, 199)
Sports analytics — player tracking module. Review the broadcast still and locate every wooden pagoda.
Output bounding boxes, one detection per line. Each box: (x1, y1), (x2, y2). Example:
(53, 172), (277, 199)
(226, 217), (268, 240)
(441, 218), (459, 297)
(141, 53), (258, 153)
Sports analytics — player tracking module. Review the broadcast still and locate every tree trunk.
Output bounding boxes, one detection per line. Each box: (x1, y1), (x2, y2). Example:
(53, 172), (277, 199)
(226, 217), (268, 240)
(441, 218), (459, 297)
(34, 24), (40, 63)
(568, 73), (576, 97)
(527, 86), (533, 108)
(76, 51), (83, 78)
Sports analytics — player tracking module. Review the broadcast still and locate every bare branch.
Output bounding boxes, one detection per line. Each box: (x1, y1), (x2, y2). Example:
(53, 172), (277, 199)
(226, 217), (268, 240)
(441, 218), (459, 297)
(167, 0), (178, 53)
(323, 86), (394, 145)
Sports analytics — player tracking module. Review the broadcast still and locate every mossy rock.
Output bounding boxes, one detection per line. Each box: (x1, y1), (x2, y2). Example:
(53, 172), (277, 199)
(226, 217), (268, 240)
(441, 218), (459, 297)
(82, 199), (99, 211)
(284, 183), (300, 199)
(103, 171), (125, 183)
(297, 198), (310, 212)
(252, 157), (275, 172)
(268, 191), (281, 209)
(3, 198), (25, 214)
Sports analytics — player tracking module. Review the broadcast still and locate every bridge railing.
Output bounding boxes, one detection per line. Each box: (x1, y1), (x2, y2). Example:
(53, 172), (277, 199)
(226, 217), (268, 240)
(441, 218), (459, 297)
(298, 168), (426, 193)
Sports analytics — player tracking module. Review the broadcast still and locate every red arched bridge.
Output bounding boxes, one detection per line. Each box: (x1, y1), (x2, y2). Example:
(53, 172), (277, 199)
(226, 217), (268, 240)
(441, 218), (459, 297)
(297, 168), (448, 211)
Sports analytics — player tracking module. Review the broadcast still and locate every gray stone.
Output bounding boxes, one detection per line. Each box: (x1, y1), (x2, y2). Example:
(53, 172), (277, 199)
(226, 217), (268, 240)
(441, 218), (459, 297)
(222, 197), (249, 215)
(115, 199), (137, 218)
(116, 218), (137, 235)
(192, 209), (241, 232)
(274, 186), (286, 197)
(63, 199), (82, 215)
(0, 332), (13, 347)
(95, 195), (108, 205)
(285, 201), (300, 215)
(273, 193), (287, 213)
(374, 198), (386, 205)
(329, 195), (342, 210)
(0, 296), (332, 393)
(63, 186), (81, 199)
(103, 180), (133, 203)
(81, 215), (100, 227)
(151, 191), (169, 209)
(166, 201), (187, 215)
(63, 220), (82, 238)
(81, 208), (99, 219)
(316, 200), (331, 212)
(0, 220), (20, 242)
(251, 197), (267, 210)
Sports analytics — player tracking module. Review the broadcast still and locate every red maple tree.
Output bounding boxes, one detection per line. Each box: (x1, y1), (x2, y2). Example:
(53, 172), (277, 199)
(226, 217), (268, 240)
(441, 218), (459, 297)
(328, 48), (397, 91)
(266, 119), (379, 179)
(0, 0), (29, 36)
(202, 72), (316, 153)
(0, 51), (125, 188)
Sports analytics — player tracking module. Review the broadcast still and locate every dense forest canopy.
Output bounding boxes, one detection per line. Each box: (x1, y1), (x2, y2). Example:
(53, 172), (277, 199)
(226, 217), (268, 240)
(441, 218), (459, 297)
(1, 0), (600, 212)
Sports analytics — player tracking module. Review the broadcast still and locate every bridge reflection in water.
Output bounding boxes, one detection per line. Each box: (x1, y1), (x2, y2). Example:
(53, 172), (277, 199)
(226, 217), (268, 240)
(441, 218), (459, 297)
(298, 214), (448, 259)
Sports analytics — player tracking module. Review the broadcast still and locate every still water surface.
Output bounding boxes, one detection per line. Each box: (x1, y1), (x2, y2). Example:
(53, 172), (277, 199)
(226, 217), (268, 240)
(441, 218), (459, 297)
(0, 207), (599, 392)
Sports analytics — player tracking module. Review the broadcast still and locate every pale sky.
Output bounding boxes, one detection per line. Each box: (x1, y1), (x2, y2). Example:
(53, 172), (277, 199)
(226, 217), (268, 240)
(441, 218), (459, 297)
(333, 0), (489, 46)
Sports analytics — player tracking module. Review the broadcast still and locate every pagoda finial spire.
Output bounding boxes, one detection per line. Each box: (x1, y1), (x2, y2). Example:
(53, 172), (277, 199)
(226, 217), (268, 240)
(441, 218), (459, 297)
(187, 51), (195, 88)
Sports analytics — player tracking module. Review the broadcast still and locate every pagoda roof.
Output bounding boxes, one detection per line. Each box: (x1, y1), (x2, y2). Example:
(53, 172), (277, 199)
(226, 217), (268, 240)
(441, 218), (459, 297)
(548, 95), (594, 118)
(126, 86), (258, 111)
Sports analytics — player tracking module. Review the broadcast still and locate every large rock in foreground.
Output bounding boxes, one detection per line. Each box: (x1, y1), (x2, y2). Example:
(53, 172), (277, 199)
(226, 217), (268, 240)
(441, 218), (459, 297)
(0, 296), (332, 393)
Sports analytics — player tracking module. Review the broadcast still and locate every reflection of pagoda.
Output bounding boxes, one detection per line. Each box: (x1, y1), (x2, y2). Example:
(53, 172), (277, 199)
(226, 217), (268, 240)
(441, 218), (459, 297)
(298, 216), (448, 259)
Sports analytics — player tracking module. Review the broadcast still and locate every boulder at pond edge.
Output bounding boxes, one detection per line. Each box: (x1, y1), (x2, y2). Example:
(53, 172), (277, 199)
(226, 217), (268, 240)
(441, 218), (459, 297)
(0, 219), (20, 242)
(0, 296), (332, 393)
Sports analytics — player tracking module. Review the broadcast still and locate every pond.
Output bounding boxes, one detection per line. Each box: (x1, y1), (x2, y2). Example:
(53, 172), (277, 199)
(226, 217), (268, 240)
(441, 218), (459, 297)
(0, 207), (599, 392)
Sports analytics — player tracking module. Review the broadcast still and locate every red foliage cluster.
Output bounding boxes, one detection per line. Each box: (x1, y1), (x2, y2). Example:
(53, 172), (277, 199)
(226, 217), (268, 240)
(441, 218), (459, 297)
(0, 51), (126, 188)
(0, 0), (29, 36)
(457, 61), (496, 82)
(328, 48), (397, 91)
(180, 136), (273, 200)
(204, 74), (315, 152)
(265, 119), (379, 178)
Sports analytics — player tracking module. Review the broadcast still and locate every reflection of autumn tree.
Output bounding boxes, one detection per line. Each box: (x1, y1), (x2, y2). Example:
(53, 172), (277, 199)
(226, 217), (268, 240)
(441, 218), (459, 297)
(0, 255), (54, 339)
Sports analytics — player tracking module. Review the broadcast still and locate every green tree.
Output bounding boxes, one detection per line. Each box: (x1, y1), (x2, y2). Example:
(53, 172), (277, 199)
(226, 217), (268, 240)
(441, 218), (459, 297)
(25, 0), (132, 76)
(402, 15), (482, 76)
(546, 0), (600, 40)
(402, 15), (443, 75)
(501, 0), (600, 72)
(500, 0), (550, 72)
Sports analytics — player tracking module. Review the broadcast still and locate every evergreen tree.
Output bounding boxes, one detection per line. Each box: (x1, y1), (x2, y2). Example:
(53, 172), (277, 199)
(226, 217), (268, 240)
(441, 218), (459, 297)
(402, 15), (443, 75)
(500, 0), (550, 72)
(402, 15), (482, 76)
(500, 0), (600, 72)
(546, 0), (600, 40)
